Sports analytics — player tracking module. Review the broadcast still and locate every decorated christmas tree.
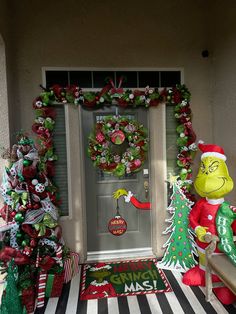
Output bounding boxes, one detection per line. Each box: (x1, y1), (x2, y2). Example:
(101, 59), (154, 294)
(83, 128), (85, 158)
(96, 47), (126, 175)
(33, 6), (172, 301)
(0, 133), (69, 312)
(158, 175), (197, 271)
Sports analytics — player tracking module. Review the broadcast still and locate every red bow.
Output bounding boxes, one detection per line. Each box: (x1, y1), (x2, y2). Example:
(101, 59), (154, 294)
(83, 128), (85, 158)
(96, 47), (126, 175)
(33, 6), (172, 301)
(109, 78), (124, 95)
(178, 154), (192, 166)
(0, 247), (30, 265)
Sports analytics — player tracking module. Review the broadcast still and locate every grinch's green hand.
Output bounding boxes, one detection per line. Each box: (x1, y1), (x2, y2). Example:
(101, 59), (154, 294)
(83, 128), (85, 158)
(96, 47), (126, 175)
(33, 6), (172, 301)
(113, 189), (128, 199)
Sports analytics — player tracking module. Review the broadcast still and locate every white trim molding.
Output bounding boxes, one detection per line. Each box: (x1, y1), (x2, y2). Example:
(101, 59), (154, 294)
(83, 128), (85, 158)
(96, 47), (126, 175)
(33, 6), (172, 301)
(87, 247), (154, 262)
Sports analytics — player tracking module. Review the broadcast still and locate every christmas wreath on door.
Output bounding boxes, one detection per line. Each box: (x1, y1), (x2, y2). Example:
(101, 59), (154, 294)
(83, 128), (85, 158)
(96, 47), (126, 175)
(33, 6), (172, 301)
(88, 115), (148, 177)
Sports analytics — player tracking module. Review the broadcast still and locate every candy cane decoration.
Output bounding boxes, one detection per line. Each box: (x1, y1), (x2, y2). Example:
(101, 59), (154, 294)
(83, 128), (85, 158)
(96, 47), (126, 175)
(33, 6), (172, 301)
(23, 182), (31, 208)
(5, 205), (9, 224)
(55, 244), (63, 267)
(35, 248), (40, 268)
(37, 270), (47, 308)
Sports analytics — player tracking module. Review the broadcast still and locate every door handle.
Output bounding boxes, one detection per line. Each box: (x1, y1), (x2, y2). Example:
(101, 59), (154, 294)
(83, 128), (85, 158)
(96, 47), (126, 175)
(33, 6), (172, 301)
(144, 181), (149, 199)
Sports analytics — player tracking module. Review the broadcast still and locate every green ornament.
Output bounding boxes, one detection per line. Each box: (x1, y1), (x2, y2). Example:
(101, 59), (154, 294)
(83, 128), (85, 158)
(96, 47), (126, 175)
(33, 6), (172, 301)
(23, 159), (32, 167)
(14, 213), (24, 223)
(21, 240), (27, 247)
(177, 137), (188, 147)
(114, 164), (126, 177)
(177, 160), (184, 168)
(16, 231), (23, 239)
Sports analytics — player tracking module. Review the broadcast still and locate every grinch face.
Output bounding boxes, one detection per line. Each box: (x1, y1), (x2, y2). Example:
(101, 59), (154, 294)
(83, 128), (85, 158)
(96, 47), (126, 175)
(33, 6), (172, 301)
(90, 269), (111, 283)
(194, 156), (234, 199)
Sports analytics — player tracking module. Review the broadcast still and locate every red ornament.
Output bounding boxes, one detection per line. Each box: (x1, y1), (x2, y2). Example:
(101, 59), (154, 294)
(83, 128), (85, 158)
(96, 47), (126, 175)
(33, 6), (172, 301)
(33, 203), (41, 210)
(19, 205), (27, 212)
(108, 215), (127, 236)
(111, 130), (125, 145)
(30, 238), (37, 247)
(10, 211), (16, 218)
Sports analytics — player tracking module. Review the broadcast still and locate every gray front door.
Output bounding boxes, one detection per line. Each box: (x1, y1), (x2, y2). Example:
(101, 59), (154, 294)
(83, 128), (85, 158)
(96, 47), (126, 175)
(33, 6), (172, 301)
(82, 106), (151, 256)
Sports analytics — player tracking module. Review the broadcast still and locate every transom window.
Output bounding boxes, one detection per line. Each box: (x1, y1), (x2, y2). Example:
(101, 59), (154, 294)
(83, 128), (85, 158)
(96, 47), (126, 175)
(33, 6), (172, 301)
(45, 69), (181, 89)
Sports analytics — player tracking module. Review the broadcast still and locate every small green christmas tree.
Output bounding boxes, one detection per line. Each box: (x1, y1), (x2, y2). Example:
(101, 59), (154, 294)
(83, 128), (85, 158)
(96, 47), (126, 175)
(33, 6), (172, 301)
(159, 175), (197, 271)
(0, 259), (23, 314)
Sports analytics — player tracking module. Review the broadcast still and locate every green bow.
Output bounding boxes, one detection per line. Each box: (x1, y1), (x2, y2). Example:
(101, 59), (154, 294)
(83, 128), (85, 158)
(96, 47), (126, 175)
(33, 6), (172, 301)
(34, 213), (58, 237)
(11, 191), (28, 209)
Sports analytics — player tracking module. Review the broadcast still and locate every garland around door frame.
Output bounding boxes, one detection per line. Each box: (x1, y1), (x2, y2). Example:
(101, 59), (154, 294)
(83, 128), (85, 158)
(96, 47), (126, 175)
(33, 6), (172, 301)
(32, 82), (197, 199)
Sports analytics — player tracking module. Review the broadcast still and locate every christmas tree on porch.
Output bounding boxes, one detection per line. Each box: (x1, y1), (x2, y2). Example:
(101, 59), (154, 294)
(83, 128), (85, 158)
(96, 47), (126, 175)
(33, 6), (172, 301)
(158, 175), (197, 272)
(0, 134), (78, 313)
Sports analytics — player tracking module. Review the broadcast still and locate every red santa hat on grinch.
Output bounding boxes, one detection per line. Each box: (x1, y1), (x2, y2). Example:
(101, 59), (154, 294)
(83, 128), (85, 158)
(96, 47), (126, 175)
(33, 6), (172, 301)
(198, 141), (226, 161)
(89, 262), (112, 272)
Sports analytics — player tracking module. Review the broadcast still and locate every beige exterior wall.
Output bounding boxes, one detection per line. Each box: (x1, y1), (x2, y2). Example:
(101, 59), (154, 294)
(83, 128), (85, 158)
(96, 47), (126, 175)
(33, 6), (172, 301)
(0, 0), (11, 205)
(210, 1), (236, 204)
(9, 0), (212, 143)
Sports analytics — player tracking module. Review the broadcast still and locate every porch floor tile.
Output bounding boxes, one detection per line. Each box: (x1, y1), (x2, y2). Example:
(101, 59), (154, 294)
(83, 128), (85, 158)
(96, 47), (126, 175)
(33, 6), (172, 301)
(35, 268), (236, 314)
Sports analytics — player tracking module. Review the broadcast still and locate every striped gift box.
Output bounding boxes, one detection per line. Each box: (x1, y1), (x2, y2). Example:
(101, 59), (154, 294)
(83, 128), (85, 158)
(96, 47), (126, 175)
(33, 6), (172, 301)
(63, 252), (80, 283)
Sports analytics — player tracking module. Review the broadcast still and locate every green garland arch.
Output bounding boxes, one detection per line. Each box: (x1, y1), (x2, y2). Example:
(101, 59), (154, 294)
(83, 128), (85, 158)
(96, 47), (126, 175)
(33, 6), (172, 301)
(32, 83), (197, 200)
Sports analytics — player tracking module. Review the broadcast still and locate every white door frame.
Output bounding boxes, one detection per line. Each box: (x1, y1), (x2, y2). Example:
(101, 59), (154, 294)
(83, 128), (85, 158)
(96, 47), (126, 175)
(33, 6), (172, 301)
(59, 103), (168, 263)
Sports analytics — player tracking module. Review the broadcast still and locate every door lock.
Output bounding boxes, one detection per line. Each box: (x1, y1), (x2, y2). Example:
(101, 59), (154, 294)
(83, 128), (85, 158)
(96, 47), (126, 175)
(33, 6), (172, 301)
(144, 181), (149, 199)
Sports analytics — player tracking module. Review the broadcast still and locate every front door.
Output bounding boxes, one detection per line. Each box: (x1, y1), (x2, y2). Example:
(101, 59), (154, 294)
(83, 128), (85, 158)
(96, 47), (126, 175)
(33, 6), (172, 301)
(81, 106), (152, 260)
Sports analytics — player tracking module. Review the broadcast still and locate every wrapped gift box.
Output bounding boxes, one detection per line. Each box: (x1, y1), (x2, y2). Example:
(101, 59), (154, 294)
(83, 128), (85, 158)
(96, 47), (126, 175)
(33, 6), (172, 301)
(22, 287), (36, 313)
(63, 252), (79, 283)
(45, 271), (64, 298)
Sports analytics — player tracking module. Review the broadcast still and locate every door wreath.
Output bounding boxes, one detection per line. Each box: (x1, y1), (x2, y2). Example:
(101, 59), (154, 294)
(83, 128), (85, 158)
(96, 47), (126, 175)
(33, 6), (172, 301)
(88, 115), (148, 177)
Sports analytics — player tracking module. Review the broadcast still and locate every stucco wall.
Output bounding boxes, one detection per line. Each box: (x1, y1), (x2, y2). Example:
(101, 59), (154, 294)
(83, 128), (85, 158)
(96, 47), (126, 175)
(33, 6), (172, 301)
(0, 0), (10, 147)
(0, 0), (11, 202)
(10, 0), (212, 142)
(210, 0), (236, 204)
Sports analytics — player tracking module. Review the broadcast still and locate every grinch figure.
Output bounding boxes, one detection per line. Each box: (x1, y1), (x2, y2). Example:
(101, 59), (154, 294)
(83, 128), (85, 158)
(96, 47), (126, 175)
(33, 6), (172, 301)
(81, 263), (116, 300)
(182, 142), (236, 304)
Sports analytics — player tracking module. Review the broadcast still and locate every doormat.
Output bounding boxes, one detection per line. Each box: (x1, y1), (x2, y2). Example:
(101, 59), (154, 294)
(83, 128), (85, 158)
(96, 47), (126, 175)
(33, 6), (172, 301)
(80, 258), (172, 300)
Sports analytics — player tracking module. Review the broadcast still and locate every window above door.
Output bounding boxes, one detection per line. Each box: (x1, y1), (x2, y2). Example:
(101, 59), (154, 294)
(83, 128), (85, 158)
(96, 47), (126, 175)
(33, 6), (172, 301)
(44, 68), (182, 89)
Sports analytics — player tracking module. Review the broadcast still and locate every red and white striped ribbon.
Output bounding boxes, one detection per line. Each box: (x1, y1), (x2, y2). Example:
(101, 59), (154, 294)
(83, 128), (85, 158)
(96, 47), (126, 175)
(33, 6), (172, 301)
(24, 182), (31, 208)
(56, 245), (62, 260)
(71, 252), (79, 274)
(63, 258), (73, 283)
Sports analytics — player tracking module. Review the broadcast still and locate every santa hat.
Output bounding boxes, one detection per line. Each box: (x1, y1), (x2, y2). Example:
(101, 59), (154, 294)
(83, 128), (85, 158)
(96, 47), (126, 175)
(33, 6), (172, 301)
(89, 262), (112, 272)
(198, 141), (226, 161)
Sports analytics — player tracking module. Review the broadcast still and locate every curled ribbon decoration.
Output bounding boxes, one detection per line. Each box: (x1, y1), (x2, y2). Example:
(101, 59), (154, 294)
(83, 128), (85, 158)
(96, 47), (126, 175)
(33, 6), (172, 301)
(109, 77), (124, 97)
(34, 213), (58, 237)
